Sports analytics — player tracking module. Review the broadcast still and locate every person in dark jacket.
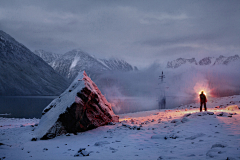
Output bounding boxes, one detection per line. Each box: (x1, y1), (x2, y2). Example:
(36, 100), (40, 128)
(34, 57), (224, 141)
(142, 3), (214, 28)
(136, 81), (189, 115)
(199, 91), (207, 112)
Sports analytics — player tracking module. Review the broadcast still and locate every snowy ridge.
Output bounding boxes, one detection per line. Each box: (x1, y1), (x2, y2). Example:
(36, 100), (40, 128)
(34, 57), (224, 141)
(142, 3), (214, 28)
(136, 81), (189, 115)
(98, 58), (134, 71)
(35, 49), (137, 81)
(167, 55), (240, 68)
(34, 50), (60, 64)
(0, 30), (69, 96)
(212, 55), (240, 65)
(198, 57), (216, 66)
(51, 49), (109, 80)
(167, 58), (198, 68)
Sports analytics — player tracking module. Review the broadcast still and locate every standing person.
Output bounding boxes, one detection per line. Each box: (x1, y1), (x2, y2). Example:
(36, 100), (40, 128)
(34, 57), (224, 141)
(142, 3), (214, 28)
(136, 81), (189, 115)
(199, 91), (207, 112)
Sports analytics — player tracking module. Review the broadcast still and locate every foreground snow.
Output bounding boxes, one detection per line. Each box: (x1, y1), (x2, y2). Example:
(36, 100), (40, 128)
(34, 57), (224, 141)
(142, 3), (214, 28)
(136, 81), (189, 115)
(1, 95), (240, 160)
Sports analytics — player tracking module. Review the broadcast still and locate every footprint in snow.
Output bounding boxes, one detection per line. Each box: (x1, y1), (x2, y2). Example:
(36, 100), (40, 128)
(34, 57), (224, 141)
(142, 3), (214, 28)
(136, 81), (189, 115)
(94, 141), (110, 146)
(185, 133), (205, 140)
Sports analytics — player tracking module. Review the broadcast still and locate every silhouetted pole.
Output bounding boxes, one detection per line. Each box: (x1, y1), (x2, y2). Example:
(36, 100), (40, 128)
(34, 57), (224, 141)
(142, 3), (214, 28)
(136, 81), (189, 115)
(159, 71), (166, 109)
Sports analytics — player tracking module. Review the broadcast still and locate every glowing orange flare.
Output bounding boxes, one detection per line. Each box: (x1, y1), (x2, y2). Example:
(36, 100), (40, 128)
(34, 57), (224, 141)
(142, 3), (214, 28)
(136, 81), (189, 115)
(199, 90), (207, 96)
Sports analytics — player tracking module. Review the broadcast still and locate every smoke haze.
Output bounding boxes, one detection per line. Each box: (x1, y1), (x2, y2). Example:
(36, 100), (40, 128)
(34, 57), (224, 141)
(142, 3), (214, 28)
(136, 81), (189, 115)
(95, 62), (240, 114)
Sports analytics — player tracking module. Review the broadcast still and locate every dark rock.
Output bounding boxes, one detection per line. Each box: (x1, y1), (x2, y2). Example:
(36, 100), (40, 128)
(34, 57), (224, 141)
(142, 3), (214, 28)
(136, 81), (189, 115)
(75, 148), (92, 156)
(169, 134), (179, 139)
(78, 148), (86, 153)
(81, 150), (90, 156)
(187, 154), (195, 157)
(108, 122), (115, 125)
(185, 133), (205, 140)
(94, 141), (110, 146)
(171, 119), (179, 123)
(207, 112), (214, 115)
(184, 113), (191, 117)
(74, 153), (83, 157)
(110, 147), (118, 153)
(181, 117), (189, 123)
(157, 156), (177, 160)
(31, 137), (37, 141)
(35, 71), (119, 140)
(206, 150), (215, 158)
(66, 133), (70, 136)
(211, 143), (226, 149)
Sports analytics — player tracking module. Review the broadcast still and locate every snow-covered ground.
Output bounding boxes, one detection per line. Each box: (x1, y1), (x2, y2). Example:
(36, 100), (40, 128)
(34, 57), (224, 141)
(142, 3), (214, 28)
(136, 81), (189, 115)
(1, 95), (240, 160)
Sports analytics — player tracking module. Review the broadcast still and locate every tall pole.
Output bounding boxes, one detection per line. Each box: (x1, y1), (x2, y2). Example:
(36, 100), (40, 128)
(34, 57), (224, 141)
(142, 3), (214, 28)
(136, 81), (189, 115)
(159, 71), (166, 109)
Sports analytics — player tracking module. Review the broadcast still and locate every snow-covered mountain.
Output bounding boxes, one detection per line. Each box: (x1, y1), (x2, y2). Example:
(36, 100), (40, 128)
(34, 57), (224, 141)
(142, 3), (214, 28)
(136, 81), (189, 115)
(213, 55), (240, 65)
(34, 49), (60, 64)
(198, 57), (216, 66)
(98, 58), (134, 71)
(167, 55), (240, 68)
(50, 49), (110, 81)
(0, 30), (69, 96)
(35, 49), (138, 81)
(167, 58), (198, 68)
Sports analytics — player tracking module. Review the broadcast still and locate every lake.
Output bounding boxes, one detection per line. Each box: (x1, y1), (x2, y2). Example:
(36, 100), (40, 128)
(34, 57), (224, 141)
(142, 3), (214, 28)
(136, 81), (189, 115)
(0, 96), (56, 119)
(0, 95), (196, 118)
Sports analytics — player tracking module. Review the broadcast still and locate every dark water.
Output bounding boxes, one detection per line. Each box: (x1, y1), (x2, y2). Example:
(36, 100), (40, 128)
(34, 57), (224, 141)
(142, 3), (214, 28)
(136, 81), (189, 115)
(0, 96), (56, 118)
(0, 96), (196, 118)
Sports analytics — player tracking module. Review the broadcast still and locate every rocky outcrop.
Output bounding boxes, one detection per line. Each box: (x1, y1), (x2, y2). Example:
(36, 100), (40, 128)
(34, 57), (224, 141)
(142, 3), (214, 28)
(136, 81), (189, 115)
(167, 58), (198, 68)
(199, 57), (215, 65)
(219, 55), (240, 65)
(213, 55), (228, 65)
(35, 71), (119, 140)
(167, 55), (240, 68)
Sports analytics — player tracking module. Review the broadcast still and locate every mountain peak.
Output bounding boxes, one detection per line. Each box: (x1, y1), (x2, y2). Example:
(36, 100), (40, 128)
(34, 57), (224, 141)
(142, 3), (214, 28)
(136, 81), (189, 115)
(35, 49), (136, 81)
(34, 50), (60, 64)
(167, 58), (197, 68)
(0, 30), (69, 95)
(167, 55), (240, 68)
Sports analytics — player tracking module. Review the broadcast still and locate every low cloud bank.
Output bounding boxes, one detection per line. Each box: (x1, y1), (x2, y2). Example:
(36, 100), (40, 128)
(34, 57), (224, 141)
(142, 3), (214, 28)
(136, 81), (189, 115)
(95, 62), (240, 114)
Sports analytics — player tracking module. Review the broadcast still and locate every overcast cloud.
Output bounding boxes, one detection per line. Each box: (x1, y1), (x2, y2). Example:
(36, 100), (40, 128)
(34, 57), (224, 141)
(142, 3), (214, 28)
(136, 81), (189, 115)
(0, 0), (240, 68)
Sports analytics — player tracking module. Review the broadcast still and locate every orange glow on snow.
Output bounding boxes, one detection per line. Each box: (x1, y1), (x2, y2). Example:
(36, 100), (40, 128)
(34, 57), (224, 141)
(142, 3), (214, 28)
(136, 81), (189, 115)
(119, 118), (132, 122)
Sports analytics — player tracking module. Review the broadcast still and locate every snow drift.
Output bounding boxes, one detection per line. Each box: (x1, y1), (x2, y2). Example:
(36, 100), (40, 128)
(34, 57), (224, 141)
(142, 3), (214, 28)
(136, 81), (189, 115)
(35, 71), (119, 139)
